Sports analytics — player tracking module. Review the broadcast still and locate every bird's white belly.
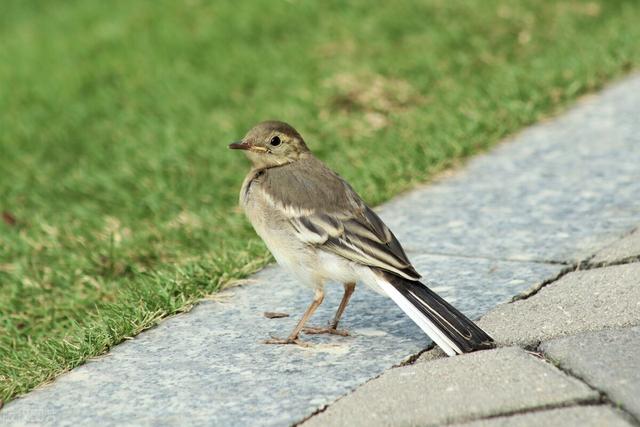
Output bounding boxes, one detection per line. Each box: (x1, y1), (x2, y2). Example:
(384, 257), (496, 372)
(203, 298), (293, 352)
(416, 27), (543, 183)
(315, 250), (361, 284)
(271, 237), (384, 295)
(253, 217), (360, 288)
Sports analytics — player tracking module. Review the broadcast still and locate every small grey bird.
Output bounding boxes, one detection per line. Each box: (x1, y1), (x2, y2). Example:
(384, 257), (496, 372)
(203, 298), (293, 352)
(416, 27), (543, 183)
(229, 121), (494, 356)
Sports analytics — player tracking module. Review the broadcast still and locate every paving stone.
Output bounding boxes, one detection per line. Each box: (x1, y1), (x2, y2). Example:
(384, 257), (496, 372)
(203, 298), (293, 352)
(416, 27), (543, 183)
(479, 264), (640, 347)
(541, 326), (640, 420)
(0, 257), (555, 427)
(453, 406), (634, 427)
(591, 228), (640, 265)
(303, 348), (598, 427)
(379, 76), (640, 264)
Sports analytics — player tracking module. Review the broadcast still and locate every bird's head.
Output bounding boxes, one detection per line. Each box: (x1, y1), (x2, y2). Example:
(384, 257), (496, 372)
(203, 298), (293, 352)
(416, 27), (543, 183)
(229, 121), (310, 169)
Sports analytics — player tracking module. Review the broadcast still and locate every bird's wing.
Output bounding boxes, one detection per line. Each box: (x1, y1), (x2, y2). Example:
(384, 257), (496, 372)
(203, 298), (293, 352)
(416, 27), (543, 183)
(260, 159), (420, 280)
(290, 206), (421, 280)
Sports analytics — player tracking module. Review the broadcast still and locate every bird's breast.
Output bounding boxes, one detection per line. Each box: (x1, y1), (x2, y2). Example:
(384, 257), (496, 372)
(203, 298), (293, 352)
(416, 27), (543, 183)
(240, 174), (326, 286)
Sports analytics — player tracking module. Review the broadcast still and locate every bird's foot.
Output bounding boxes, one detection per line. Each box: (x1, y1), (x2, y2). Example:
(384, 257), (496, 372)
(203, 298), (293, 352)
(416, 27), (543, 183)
(302, 326), (349, 336)
(263, 336), (311, 347)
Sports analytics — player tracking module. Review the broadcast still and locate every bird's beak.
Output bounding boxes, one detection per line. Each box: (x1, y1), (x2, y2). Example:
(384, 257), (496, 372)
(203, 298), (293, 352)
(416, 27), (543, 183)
(228, 141), (251, 150)
(228, 141), (269, 153)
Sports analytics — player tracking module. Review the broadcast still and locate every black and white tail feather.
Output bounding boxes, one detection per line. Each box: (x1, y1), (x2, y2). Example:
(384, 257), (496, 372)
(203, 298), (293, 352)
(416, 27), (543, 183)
(375, 271), (495, 356)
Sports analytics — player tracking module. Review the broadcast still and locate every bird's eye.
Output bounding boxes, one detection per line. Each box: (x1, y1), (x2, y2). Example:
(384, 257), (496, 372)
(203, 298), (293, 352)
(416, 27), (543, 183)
(270, 136), (281, 146)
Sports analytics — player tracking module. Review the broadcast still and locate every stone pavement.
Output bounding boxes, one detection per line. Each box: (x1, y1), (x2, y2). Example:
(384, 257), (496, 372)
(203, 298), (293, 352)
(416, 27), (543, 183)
(2, 75), (640, 426)
(305, 243), (640, 426)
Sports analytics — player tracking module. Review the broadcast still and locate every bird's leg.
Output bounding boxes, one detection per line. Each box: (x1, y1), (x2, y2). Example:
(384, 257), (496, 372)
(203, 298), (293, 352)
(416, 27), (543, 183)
(264, 287), (324, 346)
(331, 282), (356, 330)
(303, 282), (355, 336)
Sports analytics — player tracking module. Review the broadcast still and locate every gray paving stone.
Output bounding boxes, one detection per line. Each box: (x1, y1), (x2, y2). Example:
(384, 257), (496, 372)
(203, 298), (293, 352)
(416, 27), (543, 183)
(304, 347), (598, 427)
(591, 228), (640, 265)
(379, 76), (640, 263)
(0, 257), (556, 427)
(453, 406), (634, 427)
(541, 326), (640, 420)
(479, 263), (640, 347)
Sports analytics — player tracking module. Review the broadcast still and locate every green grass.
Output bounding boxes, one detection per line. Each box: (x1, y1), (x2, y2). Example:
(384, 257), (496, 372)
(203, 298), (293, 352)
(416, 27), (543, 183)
(1, 0), (639, 402)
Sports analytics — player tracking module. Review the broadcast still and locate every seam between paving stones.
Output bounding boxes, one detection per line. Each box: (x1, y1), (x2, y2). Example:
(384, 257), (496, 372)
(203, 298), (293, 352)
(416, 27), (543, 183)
(534, 347), (640, 427)
(442, 404), (613, 427)
(515, 252), (640, 303)
(515, 224), (640, 301)
(585, 226), (639, 264)
(578, 251), (640, 272)
(511, 263), (579, 302)
(441, 403), (606, 427)
(584, 255), (640, 270)
(511, 254), (598, 303)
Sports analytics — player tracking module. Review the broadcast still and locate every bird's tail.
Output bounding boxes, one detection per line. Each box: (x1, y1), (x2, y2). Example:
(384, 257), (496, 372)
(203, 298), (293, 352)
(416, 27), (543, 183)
(375, 271), (495, 356)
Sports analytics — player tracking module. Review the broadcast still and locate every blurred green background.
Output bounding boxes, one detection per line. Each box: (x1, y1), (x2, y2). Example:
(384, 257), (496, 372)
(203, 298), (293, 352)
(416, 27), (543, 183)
(1, 0), (639, 402)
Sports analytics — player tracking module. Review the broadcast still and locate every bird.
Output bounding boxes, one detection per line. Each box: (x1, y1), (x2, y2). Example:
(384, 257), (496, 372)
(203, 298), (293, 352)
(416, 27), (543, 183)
(229, 120), (495, 356)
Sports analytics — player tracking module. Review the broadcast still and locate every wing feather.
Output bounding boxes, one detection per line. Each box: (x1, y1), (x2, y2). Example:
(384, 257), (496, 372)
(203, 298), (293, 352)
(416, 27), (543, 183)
(286, 205), (420, 280)
(259, 158), (421, 280)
